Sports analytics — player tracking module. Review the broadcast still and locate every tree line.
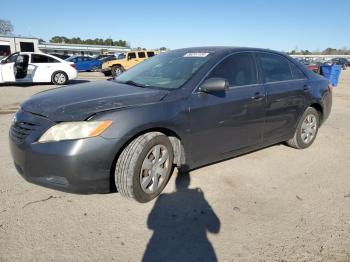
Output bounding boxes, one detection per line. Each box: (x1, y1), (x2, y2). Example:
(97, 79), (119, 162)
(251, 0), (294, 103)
(49, 36), (129, 47)
(288, 47), (350, 55)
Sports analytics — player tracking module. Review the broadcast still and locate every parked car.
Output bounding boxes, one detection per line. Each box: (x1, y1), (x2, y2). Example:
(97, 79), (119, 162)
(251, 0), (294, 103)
(297, 59), (320, 73)
(51, 53), (71, 60)
(65, 56), (102, 72)
(101, 50), (156, 77)
(99, 55), (116, 63)
(9, 47), (332, 203)
(0, 52), (77, 85)
(331, 58), (349, 70)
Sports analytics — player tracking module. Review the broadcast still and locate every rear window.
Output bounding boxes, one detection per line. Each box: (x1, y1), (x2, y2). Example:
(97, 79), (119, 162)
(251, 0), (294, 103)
(138, 52), (146, 58)
(147, 52), (155, 57)
(32, 54), (59, 63)
(289, 62), (307, 80)
(259, 53), (292, 83)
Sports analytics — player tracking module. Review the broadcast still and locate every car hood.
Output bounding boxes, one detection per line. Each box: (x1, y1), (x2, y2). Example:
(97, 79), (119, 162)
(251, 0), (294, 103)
(21, 81), (169, 122)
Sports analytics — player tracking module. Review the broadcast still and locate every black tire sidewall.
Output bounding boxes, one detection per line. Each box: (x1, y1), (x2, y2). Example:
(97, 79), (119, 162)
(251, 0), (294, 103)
(295, 108), (320, 149)
(132, 135), (174, 203)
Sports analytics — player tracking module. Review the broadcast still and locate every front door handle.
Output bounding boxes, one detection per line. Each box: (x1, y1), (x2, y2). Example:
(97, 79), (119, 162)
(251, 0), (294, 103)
(251, 92), (265, 100)
(303, 84), (310, 92)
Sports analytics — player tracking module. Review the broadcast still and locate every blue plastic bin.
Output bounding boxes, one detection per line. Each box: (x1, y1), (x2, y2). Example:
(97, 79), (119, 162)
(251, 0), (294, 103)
(320, 65), (342, 87)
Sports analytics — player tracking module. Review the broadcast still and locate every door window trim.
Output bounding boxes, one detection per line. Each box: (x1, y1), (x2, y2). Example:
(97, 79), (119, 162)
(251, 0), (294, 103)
(256, 51), (309, 84)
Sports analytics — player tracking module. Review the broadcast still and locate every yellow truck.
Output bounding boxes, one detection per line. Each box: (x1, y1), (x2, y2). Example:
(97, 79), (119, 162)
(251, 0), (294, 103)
(101, 50), (157, 77)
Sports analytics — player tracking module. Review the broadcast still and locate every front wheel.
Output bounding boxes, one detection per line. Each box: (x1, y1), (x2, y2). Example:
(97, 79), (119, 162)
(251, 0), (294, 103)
(111, 66), (124, 77)
(115, 132), (174, 203)
(287, 107), (320, 149)
(51, 71), (68, 85)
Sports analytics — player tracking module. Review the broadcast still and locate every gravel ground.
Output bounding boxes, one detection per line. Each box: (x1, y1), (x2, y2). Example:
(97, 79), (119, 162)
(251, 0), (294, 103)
(0, 71), (350, 261)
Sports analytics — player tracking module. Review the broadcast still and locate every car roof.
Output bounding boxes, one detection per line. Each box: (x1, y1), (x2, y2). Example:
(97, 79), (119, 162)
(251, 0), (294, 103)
(173, 46), (285, 55)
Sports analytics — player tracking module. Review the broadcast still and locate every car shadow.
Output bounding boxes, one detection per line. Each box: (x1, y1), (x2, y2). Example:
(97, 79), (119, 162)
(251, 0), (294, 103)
(0, 79), (90, 88)
(142, 171), (220, 262)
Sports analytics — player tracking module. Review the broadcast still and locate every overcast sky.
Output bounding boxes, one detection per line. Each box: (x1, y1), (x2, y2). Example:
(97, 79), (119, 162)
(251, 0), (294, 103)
(2, 0), (349, 51)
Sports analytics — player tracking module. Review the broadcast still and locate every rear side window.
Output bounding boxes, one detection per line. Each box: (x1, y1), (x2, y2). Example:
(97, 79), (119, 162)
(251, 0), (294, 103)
(147, 51), (155, 57)
(138, 52), (145, 58)
(289, 62), (307, 80)
(259, 53), (292, 82)
(208, 53), (258, 87)
(127, 52), (136, 60)
(32, 54), (59, 63)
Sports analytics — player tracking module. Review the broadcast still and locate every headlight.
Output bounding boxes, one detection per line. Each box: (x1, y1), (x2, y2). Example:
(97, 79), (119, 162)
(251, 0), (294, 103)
(38, 121), (112, 143)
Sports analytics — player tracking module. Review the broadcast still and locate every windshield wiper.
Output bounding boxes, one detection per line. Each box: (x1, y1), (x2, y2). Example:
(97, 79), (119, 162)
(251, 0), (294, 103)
(119, 80), (148, 88)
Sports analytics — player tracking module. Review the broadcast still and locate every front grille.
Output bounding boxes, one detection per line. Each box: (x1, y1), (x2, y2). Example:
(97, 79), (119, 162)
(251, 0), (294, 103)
(10, 121), (39, 144)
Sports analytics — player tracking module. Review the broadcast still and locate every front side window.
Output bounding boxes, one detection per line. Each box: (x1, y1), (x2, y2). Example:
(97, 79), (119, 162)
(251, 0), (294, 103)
(115, 50), (212, 89)
(6, 53), (19, 63)
(138, 52), (146, 58)
(127, 52), (136, 60)
(208, 52), (258, 87)
(32, 54), (59, 63)
(147, 51), (155, 57)
(259, 53), (292, 83)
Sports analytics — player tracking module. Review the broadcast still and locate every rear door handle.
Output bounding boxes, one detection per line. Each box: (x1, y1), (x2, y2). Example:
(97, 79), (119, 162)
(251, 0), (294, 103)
(251, 92), (265, 100)
(303, 84), (310, 92)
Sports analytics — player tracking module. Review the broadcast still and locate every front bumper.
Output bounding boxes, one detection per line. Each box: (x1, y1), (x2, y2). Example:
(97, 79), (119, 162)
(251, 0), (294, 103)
(9, 110), (119, 194)
(101, 67), (111, 73)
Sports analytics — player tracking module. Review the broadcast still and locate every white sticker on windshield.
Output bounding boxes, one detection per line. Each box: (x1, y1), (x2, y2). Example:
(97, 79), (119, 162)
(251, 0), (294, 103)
(183, 52), (210, 58)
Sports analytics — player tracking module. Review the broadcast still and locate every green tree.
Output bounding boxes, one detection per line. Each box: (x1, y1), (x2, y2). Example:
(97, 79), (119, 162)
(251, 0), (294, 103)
(0, 19), (14, 35)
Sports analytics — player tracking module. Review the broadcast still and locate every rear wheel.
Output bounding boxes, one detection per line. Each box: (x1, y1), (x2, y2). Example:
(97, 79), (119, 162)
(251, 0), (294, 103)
(115, 132), (174, 203)
(287, 107), (320, 149)
(51, 71), (68, 85)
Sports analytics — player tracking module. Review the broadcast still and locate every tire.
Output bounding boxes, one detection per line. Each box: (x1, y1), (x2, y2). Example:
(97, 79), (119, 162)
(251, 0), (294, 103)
(287, 107), (320, 149)
(103, 71), (112, 77)
(115, 132), (174, 203)
(51, 71), (68, 85)
(111, 66), (124, 77)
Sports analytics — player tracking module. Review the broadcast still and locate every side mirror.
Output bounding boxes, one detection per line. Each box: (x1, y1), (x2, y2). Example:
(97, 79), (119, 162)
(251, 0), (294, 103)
(0, 60), (6, 64)
(198, 78), (229, 93)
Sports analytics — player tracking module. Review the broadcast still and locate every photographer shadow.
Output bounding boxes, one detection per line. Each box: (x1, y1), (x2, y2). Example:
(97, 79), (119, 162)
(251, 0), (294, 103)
(143, 172), (220, 262)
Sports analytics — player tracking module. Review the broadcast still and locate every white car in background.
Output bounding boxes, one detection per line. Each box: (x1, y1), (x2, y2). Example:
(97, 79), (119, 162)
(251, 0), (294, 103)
(0, 52), (77, 85)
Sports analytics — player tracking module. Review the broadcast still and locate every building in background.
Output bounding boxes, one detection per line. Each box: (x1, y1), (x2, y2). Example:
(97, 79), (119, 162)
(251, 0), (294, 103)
(0, 35), (130, 59)
(0, 34), (39, 58)
(38, 42), (129, 57)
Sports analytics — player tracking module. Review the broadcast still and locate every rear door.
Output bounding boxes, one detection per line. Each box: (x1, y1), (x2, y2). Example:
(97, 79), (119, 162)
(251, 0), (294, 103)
(257, 52), (309, 143)
(189, 52), (266, 164)
(137, 52), (147, 62)
(31, 53), (61, 82)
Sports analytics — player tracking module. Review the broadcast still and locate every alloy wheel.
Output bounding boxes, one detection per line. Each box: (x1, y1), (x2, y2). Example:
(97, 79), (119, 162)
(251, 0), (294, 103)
(140, 144), (170, 194)
(301, 114), (317, 144)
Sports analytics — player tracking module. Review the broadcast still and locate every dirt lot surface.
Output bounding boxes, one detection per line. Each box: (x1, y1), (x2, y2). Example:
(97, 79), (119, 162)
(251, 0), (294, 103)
(1, 71), (350, 261)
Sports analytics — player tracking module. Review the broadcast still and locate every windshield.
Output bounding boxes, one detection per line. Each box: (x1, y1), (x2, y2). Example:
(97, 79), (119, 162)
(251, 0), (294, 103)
(116, 53), (126, 60)
(115, 50), (212, 89)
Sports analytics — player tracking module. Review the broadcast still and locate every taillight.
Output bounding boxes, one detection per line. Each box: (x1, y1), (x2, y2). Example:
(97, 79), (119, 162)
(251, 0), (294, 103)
(70, 64), (76, 68)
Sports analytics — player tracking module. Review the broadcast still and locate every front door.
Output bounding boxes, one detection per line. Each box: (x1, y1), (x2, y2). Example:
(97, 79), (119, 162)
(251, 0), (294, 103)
(126, 52), (139, 69)
(188, 52), (266, 164)
(0, 53), (18, 82)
